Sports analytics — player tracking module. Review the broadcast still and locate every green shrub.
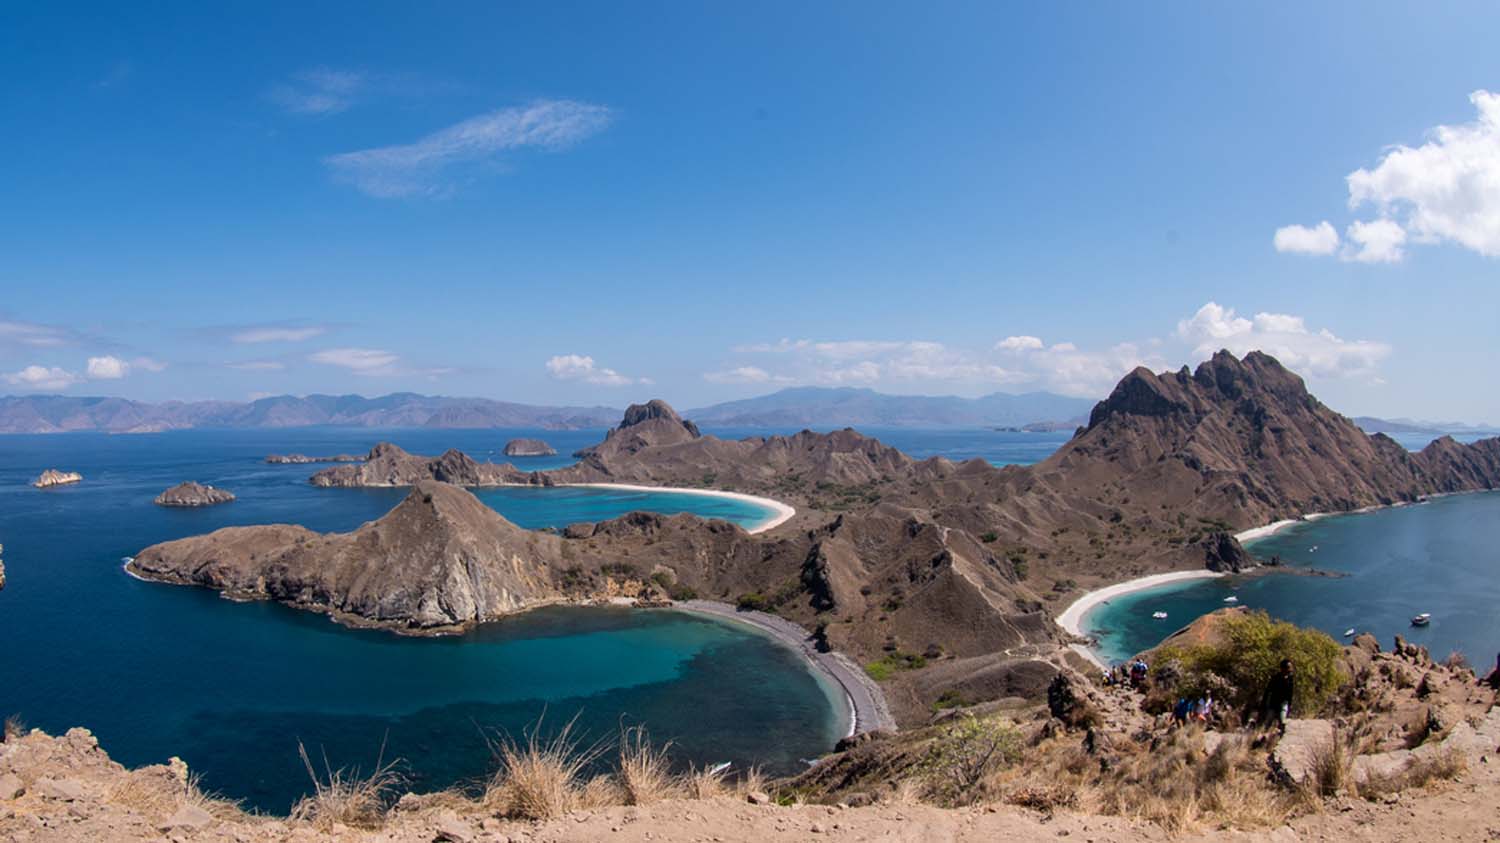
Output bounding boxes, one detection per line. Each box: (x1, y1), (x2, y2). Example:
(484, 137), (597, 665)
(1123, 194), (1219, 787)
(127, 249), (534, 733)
(1153, 610), (1347, 715)
(917, 714), (1022, 806)
(736, 592), (770, 612)
(864, 651), (927, 680)
(979, 531), (999, 544)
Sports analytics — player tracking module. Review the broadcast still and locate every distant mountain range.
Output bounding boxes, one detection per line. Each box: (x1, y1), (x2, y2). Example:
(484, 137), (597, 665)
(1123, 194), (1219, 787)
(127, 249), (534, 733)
(1353, 416), (1499, 436)
(687, 386), (1094, 429)
(0, 394), (621, 434)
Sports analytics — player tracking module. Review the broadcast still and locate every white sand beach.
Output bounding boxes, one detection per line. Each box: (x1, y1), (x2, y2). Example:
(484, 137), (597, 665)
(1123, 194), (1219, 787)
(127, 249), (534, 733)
(1055, 570), (1225, 639)
(566, 483), (796, 534)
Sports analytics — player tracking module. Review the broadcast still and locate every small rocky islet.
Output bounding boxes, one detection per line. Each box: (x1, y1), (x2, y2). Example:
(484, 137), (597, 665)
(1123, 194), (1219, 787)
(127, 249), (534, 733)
(502, 437), (557, 457)
(153, 481), (236, 508)
(31, 469), (82, 489)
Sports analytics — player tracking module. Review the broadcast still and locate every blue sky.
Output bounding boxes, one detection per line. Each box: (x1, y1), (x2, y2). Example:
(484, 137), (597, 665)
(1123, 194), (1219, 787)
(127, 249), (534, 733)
(3, 3), (1498, 421)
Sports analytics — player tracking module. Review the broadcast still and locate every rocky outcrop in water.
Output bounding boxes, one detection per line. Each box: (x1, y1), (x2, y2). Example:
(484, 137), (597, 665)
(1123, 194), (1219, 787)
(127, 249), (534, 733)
(265, 454), (362, 464)
(153, 482), (235, 507)
(32, 469), (82, 488)
(503, 438), (556, 457)
(309, 443), (531, 487)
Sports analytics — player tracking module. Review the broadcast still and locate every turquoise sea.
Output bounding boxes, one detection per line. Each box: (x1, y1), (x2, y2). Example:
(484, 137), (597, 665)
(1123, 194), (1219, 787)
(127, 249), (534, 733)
(0, 429), (831, 813)
(1082, 490), (1500, 667)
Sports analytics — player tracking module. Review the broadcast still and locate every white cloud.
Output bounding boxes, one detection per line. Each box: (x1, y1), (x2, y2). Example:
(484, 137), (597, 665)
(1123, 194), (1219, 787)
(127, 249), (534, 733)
(993, 340), (1158, 396)
(1347, 89), (1500, 258)
(1342, 219), (1407, 264)
(309, 347), (401, 376)
(86, 356), (129, 379)
(1280, 90), (1500, 262)
(1176, 301), (1389, 377)
(4, 365), (82, 390)
(703, 366), (791, 385)
(131, 356), (168, 373)
(267, 68), (365, 115)
(545, 354), (643, 386)
(326, 99), (612, 198)
(995, 335), (1045, 352)
(231, 326), (326, 344)
(227, 360), (286, 371)
(1273, 221), (1340, 255)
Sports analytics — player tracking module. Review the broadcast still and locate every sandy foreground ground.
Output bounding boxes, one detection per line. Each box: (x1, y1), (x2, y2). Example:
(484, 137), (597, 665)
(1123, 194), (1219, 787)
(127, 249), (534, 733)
(4, 724), (1500, 843)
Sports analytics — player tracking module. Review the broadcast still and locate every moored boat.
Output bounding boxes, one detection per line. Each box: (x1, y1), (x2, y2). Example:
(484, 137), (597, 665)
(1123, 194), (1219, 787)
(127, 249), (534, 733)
(1411, 613), (1431, 627)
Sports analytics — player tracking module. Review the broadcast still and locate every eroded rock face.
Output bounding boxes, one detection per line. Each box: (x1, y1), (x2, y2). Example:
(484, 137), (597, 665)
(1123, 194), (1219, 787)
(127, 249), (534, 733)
(503, 438), (556, 457)
(153, 482), (235, 507)
(32, 469), (82, 488)
(129, 481), (566, 630)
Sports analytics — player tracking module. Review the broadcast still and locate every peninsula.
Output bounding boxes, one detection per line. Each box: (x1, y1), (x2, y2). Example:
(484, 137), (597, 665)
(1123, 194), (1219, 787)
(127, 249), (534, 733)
(128, 351), (1500, 724)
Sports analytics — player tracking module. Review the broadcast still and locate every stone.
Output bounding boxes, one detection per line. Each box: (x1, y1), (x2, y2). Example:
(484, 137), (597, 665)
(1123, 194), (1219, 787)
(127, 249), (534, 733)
(746, 791), (771, 805)
(563, 522), (596, 540)
(0, 773), (23, 800)
(33, 777), (85, 801)
(159, 804), (215, 832)
(1268, 719), (1336, 786)
(433, 810), (475, 842)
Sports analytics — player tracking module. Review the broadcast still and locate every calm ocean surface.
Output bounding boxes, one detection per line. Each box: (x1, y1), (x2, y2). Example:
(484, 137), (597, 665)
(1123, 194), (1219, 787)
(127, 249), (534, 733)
(1083, 490), (1500, 666)
(0, 426), (1063, 813)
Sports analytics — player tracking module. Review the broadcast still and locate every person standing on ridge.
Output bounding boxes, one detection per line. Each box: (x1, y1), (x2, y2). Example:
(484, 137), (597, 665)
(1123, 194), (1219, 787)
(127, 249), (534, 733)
(1261, 658), (1295, 732)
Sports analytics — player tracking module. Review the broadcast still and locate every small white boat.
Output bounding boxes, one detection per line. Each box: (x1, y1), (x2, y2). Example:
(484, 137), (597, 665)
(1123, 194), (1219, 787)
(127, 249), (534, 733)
(1342, 628), (1356, 637)
(121, 556), (134, 564)
(1308, 545), (1318, 552)
(1223, 596), (1238, 603)
(1152, 611), (1168, 620)
(707, 761), (732, 776)
(1411, 613), (1431, 627)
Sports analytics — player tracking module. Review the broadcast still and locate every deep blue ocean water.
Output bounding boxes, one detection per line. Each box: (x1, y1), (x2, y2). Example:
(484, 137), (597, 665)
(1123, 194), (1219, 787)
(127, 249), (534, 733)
(1082, 491), (1500, 666)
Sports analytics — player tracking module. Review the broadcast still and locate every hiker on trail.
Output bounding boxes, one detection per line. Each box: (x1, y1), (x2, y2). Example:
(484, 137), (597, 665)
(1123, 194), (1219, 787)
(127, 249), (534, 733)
(1194, 693), (1213, 724)
(1261, 659), (1295, 731)
(1172, 697), (1192, 726)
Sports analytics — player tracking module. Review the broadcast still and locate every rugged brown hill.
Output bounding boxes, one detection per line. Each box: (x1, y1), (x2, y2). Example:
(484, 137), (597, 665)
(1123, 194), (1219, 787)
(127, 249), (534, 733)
(1022, 350), (1500, 530)
(309, 442), (533, 488)
(129, 481), (566, 630)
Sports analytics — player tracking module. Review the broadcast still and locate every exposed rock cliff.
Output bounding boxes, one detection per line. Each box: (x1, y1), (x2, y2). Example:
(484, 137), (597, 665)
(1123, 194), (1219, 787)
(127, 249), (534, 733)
(503, 438), (557, 457)
(31, 469), (82, 488)
(153, 482), (235, 507)
(130, 481), (566, 629)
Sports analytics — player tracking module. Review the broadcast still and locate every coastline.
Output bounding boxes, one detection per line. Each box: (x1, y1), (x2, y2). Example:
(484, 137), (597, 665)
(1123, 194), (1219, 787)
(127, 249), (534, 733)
(564, 483), (796, 534)
(1055, 570), (1226, 667)
(675, 599), (896, 738)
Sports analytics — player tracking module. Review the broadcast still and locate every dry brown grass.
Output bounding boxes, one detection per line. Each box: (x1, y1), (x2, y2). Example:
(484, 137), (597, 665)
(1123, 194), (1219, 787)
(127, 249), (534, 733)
(289, 740), (403, 830)
(1299, 736), (1353, 804)
(484, 716), (606, 820)
(685, 762), (730, 799)
(3, 714), (25, 742)
(736, 765), (769, 798)
(618, 725), (681, 805)
(992, 727), (1295, 834)
(106, 767), (247, 822)
(1359, 747), (1468, 798)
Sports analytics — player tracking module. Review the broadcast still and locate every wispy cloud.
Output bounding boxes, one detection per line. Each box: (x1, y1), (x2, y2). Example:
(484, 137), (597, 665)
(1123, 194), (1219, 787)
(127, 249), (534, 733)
(267, 68), (365, 115)
(309, 347), (402, 376)
(0, 318), (78, 348)
(545, 354), (647, 386)
(231, 325), (327, 344)
(227, 360), (287, 371)
(703, 366), (792, 385)
(326, 99), (612, 198)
